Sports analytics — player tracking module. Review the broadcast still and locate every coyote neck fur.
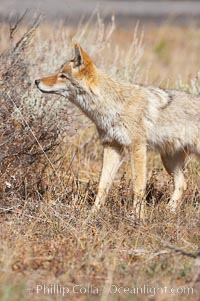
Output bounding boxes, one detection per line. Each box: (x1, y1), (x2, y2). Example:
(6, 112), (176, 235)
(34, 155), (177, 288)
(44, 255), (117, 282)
(69, 72), (144, 146)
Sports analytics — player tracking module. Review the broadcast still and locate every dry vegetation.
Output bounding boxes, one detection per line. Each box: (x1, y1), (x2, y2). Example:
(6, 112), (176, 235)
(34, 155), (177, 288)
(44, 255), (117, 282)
(0, 13), (200, 301)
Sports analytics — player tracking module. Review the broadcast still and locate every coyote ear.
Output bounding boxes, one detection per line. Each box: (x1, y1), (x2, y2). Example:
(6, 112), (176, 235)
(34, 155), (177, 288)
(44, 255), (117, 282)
(71, 39), (84, 68)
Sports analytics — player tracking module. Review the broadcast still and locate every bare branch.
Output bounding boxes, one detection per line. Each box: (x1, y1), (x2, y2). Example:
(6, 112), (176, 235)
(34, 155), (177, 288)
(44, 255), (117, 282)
(9, 9), (29, 39)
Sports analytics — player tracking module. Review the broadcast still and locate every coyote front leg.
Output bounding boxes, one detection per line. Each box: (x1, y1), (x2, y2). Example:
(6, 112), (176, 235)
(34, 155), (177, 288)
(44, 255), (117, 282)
(93, 144), (123, 211)
(131, 142), (147, 218)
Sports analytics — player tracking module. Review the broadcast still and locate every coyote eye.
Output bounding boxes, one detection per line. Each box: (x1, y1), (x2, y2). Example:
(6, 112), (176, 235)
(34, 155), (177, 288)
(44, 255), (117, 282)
(59, 74), (66, 79)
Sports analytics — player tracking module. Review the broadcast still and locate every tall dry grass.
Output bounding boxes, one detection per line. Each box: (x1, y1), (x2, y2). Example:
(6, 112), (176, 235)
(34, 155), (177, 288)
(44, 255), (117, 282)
(0, 13), (200, 301)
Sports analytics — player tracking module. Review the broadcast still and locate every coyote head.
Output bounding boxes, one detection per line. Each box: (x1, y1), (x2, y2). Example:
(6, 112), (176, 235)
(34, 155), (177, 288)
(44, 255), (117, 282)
(35, 40), (97, 98)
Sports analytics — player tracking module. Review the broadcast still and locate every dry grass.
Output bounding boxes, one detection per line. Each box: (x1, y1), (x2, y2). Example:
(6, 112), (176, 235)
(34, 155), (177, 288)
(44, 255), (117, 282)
(0, 14), (200, 301)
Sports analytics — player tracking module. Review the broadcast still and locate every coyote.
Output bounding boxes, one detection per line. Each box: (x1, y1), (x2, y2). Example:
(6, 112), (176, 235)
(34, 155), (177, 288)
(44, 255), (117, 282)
(35, 40), (200, 217)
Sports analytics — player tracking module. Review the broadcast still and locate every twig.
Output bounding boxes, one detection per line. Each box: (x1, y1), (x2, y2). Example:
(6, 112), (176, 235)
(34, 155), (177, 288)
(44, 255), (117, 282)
(163, 242), (200, 259)
(9, 9), (29, 39)
(6, 93), (57, 175)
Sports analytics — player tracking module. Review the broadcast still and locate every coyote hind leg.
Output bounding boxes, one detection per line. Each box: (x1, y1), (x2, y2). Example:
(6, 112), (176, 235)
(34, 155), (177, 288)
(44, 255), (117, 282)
(161, 151), (187, 212)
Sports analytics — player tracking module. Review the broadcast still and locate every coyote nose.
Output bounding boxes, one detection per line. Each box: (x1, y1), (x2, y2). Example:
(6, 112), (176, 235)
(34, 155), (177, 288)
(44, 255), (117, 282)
(35, 79), (40, 86)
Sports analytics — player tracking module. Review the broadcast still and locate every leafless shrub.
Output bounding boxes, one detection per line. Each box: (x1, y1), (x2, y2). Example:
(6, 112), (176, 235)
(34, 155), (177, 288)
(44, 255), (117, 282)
(0, 15), (66, 199)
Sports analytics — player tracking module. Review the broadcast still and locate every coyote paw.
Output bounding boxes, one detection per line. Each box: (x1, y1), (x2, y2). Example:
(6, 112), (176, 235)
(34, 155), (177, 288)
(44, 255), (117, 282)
(167, 199), (181, 213)
(82, 204), (101, 226)
(132, 201), (146, 222)
(126, 209), (146, 226)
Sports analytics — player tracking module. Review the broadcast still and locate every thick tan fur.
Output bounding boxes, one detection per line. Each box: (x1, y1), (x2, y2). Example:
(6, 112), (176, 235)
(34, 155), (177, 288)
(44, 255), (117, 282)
(35, 41), (200, 218)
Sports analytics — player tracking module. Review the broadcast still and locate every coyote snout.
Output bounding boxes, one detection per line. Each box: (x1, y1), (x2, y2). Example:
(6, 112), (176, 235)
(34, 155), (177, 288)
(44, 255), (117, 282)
(35, 39), (200, 219)
(35, 79), (40, 87)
